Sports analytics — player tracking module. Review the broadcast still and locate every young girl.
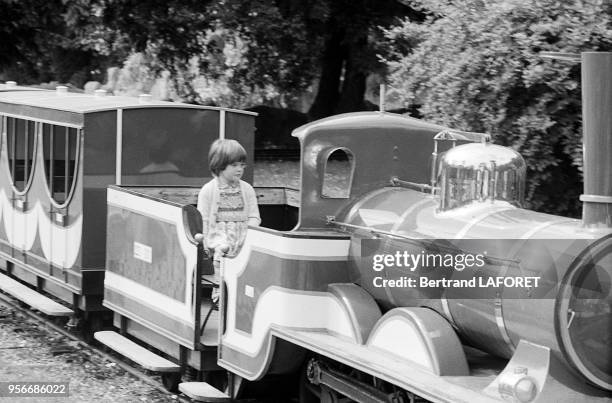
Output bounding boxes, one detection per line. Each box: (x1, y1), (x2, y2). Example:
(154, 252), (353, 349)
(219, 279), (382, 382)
(197, 139), (260, 298)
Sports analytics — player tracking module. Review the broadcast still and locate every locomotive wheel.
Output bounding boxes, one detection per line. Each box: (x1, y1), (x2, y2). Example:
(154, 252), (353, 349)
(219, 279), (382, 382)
(161, 372), (181, 392)
(299, 358), (415, 403)
(299, 381), (341, 403)
(299, 359), (339, 403)
(298, 373), (320, 403)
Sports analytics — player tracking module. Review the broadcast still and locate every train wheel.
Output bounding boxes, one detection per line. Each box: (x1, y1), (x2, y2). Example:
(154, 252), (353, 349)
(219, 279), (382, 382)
(299, 357), (417, 403)
(161, 372), (181, 392)
(299, 374), (320, 403)
(299, 358), (318, 402)
(299, 358), (344, 403)
(299, 382), (342, 403)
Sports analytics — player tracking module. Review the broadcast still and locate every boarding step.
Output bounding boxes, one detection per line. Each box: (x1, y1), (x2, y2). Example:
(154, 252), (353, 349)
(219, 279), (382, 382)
(94, 331), (180, 372)
(0, 273), (73, 316)
(179, 382), (230, 402)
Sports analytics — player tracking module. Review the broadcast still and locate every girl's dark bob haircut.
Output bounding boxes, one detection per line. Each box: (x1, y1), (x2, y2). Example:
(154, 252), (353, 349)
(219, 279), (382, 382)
(208, 139), (247, 176)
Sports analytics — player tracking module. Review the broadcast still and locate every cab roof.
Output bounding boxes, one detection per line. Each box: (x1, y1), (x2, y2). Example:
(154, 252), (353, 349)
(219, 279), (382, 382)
(291, 112), (446, 141)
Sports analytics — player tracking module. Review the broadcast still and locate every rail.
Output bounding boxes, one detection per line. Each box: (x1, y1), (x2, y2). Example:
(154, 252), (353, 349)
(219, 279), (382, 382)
(0, 290), (190, 402)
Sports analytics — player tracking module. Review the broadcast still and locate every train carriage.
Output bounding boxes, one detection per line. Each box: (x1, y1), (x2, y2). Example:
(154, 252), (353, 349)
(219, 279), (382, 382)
(0, 82), (255, 325)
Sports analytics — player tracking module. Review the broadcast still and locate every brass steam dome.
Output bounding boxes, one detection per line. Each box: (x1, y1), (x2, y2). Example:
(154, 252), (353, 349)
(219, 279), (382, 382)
(438, 143), (526, 211)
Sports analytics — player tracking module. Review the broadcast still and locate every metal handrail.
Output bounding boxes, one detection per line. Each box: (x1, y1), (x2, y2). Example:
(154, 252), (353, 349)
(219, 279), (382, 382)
(390, 176), (439, 193)
(327, 218), (519, 266)
(327, 218), (420, 241)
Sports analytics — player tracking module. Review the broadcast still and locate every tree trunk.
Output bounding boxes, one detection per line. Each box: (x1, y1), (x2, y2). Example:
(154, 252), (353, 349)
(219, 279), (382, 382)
(307, 24), (345, 121)
(335, 34), (369, 114)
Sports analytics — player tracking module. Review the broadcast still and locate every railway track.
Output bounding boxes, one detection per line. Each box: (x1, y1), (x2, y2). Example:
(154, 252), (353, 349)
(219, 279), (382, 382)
(0, 288), (294, 403)
(0, 289), (190, 403)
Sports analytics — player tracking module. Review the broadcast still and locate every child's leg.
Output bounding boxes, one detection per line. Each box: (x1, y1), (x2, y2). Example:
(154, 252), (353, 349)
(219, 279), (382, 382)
(211, 259), (220, 302)
(211, 245), (229, 302)
(213, 244), (229, 261)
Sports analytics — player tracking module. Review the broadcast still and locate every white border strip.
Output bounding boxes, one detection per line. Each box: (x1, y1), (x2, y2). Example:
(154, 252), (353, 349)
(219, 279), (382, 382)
(115, 109), (122, 185)
(245, 229), (350, 258)
(107, 188), (181, 226)
(0, 112), (83, 129)
(222, 286), (355, 356)
(105, 271), (193, 324)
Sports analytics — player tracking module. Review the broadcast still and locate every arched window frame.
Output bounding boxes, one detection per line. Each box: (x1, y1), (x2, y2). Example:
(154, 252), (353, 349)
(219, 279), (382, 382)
(0, 116), (4, 159)
(6, 117), (37, 195)
(320, 147), (355, 199)
(41, 123), (82, 208)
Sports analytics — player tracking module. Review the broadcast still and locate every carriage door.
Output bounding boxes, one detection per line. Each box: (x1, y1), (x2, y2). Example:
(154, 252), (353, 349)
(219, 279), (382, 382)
(6, 118), (36, 258)
(42, 124), (80, 270)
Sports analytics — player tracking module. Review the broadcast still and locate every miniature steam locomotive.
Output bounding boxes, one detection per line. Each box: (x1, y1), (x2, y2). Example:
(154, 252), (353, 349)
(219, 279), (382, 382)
(0, 52), (610, 403)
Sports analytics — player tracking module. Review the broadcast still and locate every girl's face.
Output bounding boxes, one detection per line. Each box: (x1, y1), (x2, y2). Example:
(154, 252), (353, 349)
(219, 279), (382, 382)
(219, 161), (246, 184)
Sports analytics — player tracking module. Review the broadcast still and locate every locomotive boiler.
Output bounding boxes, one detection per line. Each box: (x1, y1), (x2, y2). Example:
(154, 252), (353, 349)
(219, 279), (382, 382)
(342, 142), (611, 392)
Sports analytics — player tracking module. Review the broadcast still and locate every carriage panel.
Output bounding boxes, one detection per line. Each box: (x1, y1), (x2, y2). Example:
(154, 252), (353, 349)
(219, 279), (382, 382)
(104, 186), (199, 348)
(219, 227), (353, 379)
(224, 111), (255, 184)
(120, 108), (218, 186)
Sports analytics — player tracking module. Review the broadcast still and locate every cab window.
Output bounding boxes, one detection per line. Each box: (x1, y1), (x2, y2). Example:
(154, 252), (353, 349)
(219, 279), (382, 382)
(322, 148), (354, 199)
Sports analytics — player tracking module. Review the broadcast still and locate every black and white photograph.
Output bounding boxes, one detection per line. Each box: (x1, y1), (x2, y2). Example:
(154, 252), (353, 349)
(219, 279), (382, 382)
(0, 1), (610, 402)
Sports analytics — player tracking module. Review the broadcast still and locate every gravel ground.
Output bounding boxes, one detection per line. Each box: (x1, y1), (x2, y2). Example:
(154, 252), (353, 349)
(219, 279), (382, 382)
(0, 303), (176, 403)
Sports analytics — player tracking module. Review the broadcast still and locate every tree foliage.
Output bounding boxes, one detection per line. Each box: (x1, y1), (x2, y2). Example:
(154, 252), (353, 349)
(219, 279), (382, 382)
(385, 0), (612, 216)
(1, 1), (419, 114)
(99, 0), (419, 114)
(0, 0), (117, 86)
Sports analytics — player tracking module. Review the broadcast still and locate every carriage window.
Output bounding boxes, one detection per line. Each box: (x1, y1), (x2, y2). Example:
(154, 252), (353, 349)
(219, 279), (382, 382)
(7, 118), (36, 192)
(322, 148), (354, 198)
(42, 124), (79, 204)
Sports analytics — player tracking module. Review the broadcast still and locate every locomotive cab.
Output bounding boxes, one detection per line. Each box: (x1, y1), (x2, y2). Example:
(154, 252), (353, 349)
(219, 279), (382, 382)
(215, 113), (493, 382)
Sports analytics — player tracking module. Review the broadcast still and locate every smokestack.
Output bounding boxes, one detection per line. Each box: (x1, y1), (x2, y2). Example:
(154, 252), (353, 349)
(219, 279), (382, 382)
(580, 52), (612, 228)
